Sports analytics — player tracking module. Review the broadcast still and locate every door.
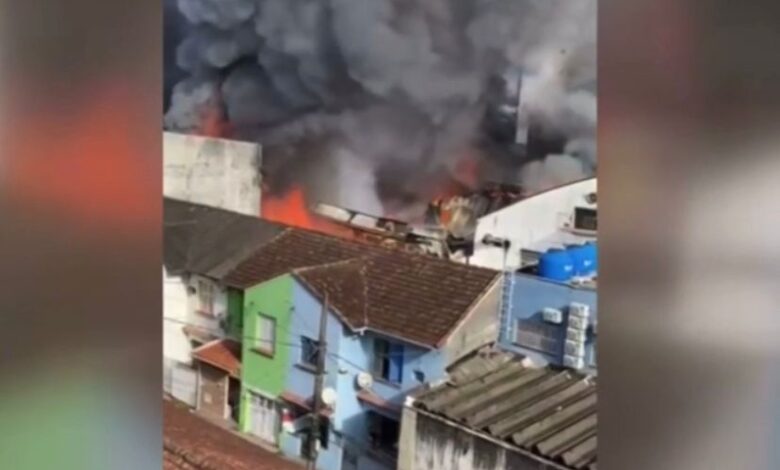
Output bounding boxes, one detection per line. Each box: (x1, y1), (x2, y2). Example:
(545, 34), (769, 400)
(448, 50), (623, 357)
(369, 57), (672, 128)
(248, 392), (279, 445)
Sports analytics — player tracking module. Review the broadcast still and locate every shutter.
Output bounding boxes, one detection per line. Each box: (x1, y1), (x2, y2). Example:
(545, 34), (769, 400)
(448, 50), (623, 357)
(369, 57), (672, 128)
(388, 343), (404, 383)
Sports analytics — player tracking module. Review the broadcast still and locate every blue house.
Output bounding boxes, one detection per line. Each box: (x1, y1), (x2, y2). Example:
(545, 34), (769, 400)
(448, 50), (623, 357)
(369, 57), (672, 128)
(221, 229), (501, 470)
(279, 257), (499, 470)
(499, 273), (597, 373)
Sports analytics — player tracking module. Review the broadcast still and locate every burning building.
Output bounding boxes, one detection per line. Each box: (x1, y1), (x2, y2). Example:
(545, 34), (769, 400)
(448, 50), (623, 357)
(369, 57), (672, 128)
(163, 0), (597, 227)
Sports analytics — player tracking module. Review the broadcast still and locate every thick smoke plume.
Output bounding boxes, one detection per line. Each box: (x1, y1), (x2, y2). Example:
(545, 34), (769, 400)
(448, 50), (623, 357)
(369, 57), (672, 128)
(165, 0), (596, 216)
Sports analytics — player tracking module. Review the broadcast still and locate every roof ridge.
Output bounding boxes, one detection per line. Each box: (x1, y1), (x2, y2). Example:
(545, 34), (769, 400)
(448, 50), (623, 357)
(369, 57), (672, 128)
(292, 255), (369, 275)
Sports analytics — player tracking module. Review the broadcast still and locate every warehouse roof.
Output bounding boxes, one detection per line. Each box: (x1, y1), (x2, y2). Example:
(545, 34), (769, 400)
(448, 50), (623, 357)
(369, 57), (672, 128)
(224, 229), (500, 347)
(413, 350), (597, 470)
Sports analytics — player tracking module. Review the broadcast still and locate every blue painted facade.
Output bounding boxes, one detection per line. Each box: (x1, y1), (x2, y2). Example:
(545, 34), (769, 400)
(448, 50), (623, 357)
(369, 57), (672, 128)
(279, 278), (448, 470)
(499, 273), (597, 372)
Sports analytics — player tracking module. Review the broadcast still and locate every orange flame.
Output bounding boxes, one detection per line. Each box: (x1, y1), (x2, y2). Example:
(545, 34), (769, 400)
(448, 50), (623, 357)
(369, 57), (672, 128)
(262, 186), (352, 238)
(198, 103), (230, 138)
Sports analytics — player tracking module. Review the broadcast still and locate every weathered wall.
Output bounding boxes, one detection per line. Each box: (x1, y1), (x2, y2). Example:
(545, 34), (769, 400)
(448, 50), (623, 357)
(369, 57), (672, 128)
(164, 270), (228, 366)
(472, 178), (596, 271)
(400, 410), (565, 470)
(443, 279), (501, 366)
(163, 267), (191, 365)
(163, 132), (262, 216)
(197, 363), (227, 421)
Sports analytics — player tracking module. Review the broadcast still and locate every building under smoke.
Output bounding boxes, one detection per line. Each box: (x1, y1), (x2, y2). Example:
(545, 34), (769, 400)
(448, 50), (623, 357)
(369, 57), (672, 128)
(163, 0), (596, 221)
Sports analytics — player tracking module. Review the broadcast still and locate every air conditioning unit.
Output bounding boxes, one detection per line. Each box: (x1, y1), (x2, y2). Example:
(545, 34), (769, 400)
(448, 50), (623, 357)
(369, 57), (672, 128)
(542, 308), (563, 324)
(569, 303), (590, 319)
(564, 340), (585, 357)
(563, 355), (585, 369)
(566, 328), (586, 343)
(568, 315), (588, 331)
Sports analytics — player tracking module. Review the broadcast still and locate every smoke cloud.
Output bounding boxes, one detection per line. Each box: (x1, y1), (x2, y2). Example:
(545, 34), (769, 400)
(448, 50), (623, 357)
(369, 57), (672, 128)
(165, 0), (596, 217)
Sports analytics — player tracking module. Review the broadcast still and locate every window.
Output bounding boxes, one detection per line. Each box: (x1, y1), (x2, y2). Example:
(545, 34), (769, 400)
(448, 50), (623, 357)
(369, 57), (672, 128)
(197, 280), (214, 316)
(367, 412), (399, 455)
(574, 207), (597, 231)
(372, 338), (403, 384)
(300, 337), (320, 369)
(256, 315), (276, 356)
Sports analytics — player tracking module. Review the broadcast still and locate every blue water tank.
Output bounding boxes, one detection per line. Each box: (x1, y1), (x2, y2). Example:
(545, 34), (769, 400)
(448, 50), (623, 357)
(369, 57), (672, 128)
(583, 242), (597, 275)
(538, 248), (574, 282)
(566, 244), (589, 276)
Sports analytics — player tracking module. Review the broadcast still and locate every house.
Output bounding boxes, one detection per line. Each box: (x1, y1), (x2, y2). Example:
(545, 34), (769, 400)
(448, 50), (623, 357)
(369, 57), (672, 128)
(471, 177), (597, 271)
(398, 348), (597, 470)
(162, 198), (285, 410)
(499, 274), (597, 373)
(221, 229), (501, 469)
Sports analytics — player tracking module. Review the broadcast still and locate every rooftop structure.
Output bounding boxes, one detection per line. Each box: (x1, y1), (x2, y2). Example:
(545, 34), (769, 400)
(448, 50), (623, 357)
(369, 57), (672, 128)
(224, 226), (499, 347)
(399, 349), (597, 470)
(163, 132), (263, 217)
(472, 177), (597, 272)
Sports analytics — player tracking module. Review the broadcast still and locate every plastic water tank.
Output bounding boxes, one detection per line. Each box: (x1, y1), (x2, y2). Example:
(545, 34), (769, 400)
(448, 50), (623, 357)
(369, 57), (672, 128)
(538, 249), (574, 282)
(566, 244), (589, 276)
(582, 242), (597, 275)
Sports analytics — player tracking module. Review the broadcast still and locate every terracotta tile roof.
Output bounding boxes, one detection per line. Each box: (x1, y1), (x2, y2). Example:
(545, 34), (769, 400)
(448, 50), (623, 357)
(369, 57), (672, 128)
(192, 339), (242, 378)
(223, 230), (499, 347)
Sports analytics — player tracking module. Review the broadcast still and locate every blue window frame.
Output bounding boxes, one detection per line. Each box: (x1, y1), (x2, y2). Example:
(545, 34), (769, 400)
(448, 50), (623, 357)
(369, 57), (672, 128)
(373, 338), (403, 384)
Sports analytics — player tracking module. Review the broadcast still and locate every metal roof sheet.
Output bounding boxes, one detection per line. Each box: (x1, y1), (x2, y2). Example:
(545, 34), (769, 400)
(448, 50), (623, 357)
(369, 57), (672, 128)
(414, 350), (597, 469)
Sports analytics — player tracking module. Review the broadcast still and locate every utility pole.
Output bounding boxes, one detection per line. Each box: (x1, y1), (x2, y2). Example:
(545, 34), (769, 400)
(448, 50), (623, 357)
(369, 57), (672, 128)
(307, 294), (328, 470)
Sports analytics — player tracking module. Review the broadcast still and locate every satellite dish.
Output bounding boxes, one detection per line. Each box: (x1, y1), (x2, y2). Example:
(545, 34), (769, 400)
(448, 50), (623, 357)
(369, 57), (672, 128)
(356, 372), (373, 390)
(321, 387), (337, 407)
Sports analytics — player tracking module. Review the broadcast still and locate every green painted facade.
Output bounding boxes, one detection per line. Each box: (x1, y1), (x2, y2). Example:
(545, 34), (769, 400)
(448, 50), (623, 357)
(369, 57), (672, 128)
(238, 274), (294, 433)
(225, 288), (244, 338)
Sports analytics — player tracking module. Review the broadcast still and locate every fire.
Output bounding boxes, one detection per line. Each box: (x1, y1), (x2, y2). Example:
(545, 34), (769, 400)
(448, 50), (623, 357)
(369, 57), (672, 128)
(197, 90), (231, 138)
(262, 186), (352, 238)
(198, 103), (230, 138)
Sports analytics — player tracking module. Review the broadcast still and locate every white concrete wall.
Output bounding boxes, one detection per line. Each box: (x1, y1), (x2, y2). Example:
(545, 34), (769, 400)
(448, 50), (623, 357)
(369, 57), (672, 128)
(163, 267), (227, 366)
(163, 132), (262, 216)
(472, 178), (597, 271)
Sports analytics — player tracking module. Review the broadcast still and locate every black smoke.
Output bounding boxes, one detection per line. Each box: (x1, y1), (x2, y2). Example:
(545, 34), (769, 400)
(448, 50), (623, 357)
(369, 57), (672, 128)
(164, 0), (596, 215)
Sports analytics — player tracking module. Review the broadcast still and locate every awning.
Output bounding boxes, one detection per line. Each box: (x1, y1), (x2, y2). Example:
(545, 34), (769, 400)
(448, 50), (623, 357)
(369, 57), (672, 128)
(192, 339), (242, 378)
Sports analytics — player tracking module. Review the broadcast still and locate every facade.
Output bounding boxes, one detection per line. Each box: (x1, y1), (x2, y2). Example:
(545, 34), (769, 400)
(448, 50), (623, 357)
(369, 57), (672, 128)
(472, 178), (597, 271)
(398, 349), (597, 470)
(162, 198), (285, 408)
(500, 273), (597, 373)
(163, 132), (263, 217)
(192, 339), (242, 423)
(163, 268), (231, 406)
(221, 229), (500, 470)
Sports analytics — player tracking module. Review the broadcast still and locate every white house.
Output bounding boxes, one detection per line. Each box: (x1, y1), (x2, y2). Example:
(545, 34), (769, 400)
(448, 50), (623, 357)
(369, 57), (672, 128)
(471, 177), (597, 271)
(162, 198), (285, 406)
(163, 267), (229, 406)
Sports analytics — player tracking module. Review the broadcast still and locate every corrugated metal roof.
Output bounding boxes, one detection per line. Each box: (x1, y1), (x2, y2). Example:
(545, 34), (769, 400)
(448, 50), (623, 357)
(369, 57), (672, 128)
(414, 351), (597, 469)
